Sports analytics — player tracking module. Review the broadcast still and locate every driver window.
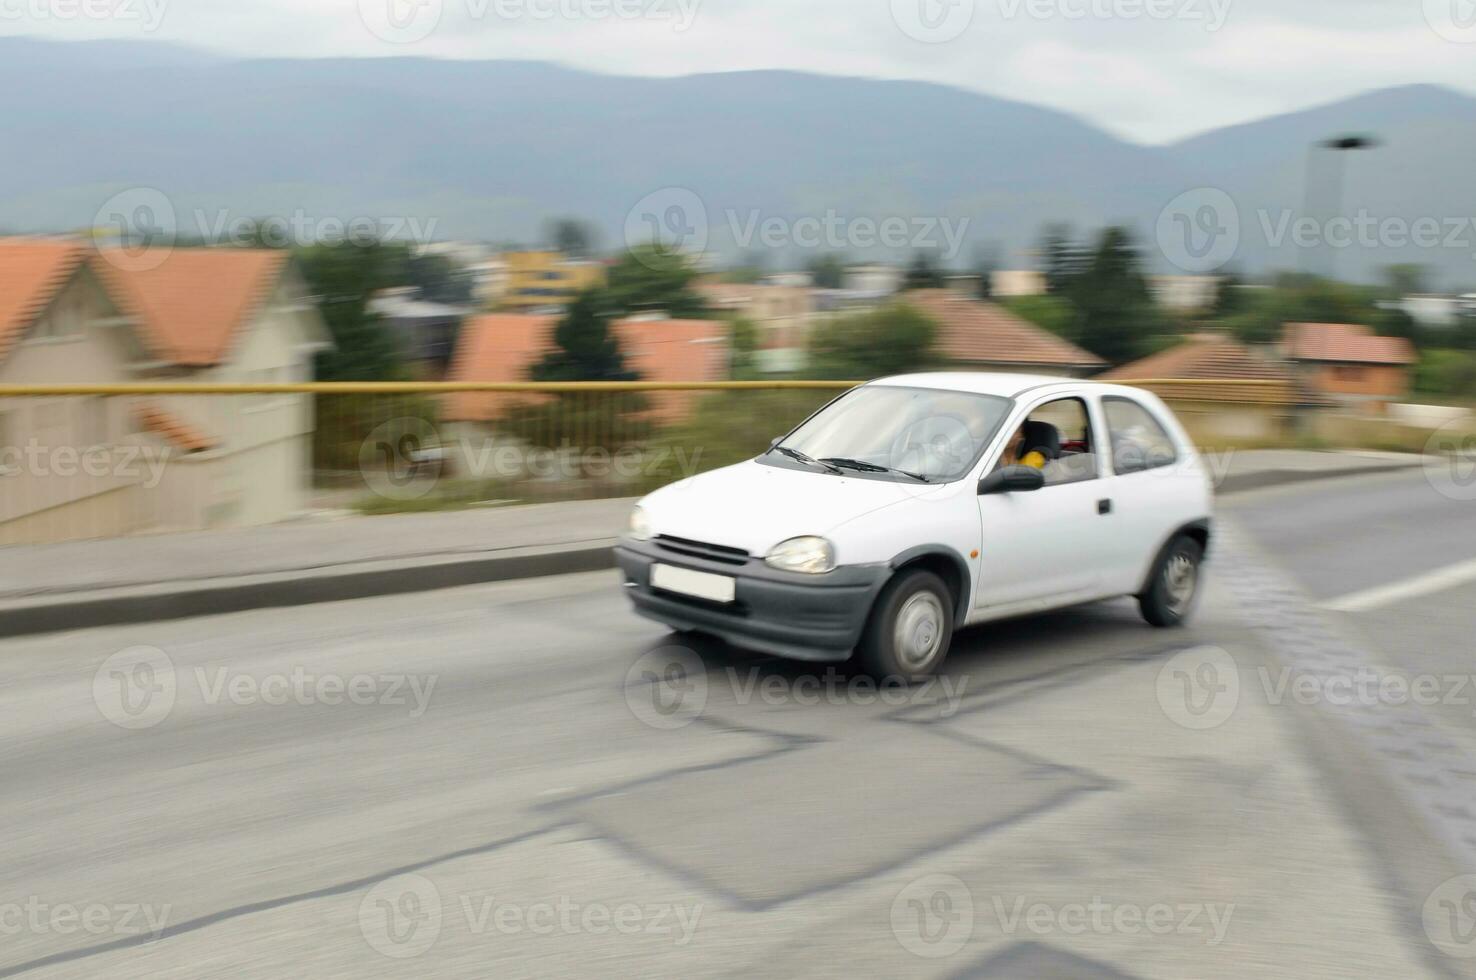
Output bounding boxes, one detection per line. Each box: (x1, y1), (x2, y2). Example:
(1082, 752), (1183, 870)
(1012, 398), (1099, 487)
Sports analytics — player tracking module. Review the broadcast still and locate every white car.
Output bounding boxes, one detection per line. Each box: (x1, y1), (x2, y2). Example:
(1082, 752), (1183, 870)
(616, 373), (1213, 678)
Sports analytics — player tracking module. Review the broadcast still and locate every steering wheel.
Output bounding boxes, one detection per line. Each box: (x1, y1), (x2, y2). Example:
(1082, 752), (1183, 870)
(890, 414), (975, 478)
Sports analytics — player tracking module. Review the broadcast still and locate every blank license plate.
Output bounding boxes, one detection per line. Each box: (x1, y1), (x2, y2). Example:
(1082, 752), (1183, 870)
(651, 564), (737, 604)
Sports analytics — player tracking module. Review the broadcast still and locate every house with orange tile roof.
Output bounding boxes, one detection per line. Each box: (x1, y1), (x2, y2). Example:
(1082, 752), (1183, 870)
(1102, 333), (1320, 442)
(901, 290), (1105, 376)
(0, 239), (331, 544)
(441, 312), (728, 479)
(1282, 322), (1417, 414)
(445, 312), (729, 423)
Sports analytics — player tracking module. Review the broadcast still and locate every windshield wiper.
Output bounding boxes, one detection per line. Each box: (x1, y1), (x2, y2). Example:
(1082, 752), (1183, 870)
(772, 445), (842, 474)
(821, 458), (932, 484)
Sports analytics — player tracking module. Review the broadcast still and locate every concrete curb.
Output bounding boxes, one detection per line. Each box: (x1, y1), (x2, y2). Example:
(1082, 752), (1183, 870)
(1215, 460), (1424, 496)
(0, 460), (1427, 638)
(0, 540), (619, 638)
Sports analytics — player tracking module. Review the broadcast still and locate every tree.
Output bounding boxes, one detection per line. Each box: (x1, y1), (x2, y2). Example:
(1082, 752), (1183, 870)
(1066, 226), (1161, 365)
(806, 253), (846, 290)
(1220, 274), (1379, 345)
(296, 242), (408, 381)
(607, 245), (706, 318)
(1038, 224), (1084, 296)
(728, 316), (761, 380)
(406, 251), (475, 305)
(808, 302), (938, 379)
(723, 248), (769, 284)
(549, 217), (596, 259)
(531, 288), (634, 382)
(972, 246), (999, 300)
(1383, 264), (1428, 299)
(903, 250), (946, 290)
(1208, 268), (1250, 321)
(1000, 295), (1080, 345)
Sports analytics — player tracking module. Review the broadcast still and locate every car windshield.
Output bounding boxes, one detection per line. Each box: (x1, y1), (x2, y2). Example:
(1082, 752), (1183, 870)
(773, 386), (1013, 483)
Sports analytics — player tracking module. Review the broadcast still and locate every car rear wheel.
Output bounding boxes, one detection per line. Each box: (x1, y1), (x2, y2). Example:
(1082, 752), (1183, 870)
(857, 569), (954, 680)
(1139, 536), (1204, 628)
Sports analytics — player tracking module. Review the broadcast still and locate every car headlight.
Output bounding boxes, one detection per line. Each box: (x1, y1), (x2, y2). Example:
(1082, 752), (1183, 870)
(765, 536), (836, 575)
(628, 505), (653, 542)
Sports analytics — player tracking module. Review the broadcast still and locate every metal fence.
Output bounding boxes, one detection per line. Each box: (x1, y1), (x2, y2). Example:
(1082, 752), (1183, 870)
(0, 379), (1303, 547)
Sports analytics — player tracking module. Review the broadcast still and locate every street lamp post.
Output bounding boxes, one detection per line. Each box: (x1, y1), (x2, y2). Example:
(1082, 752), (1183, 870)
(1303, 134), (1380, 281)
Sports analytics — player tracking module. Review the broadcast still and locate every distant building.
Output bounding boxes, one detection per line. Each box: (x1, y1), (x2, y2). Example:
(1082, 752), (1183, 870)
(762, 272), (814, 289)
(501, 250), (607, 311)
(902, 289), (1104, 376)
(696, 282), (814, 374)
(1148, 275), (1221, 314)
(990, 270), (1046, 298)
(844, 264), (903, 297)
(1397, 295), (1463, 330)
(367, 287), (469, 379)
(0, 241), (331, 544)
(1101, 333), (1316, 441)
(1282, 322), (1417, 414)
(470, 257), (510, 307)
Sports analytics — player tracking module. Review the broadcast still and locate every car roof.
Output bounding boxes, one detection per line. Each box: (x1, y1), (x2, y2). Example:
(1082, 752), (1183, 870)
(868, 372), (1096, 399)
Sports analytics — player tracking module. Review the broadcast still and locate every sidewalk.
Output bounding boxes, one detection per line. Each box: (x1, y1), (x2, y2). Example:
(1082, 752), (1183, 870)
(0, 450), (1426, 636)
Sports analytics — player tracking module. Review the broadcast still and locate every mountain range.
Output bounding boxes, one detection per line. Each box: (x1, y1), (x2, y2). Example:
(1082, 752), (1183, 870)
(3, 36), (1475, 287)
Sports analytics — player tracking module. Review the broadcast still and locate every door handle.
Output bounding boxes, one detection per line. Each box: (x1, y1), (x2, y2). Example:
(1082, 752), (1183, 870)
(1098, 499), (1113, 515)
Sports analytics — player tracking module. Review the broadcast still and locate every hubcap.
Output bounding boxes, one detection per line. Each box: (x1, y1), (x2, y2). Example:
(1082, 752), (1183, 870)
(894, 591), (945, 671)
(1164, 553), (1198, 614)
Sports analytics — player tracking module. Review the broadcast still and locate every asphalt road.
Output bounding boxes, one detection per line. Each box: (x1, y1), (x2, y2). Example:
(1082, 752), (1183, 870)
(1, 469), (1473, 978)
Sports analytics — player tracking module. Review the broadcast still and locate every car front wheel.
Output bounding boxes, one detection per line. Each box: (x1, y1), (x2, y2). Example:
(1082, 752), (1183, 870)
(857, 569), (954, 680)
(1139, 535), (1205, 628)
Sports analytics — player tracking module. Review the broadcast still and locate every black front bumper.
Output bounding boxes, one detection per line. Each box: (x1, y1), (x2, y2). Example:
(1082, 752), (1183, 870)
(614, 539), (892, 662)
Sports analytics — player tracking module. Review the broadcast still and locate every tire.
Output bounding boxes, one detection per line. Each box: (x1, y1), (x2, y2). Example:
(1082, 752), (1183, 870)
(1139, 536), (1205, 628)
(857, 569), (954, 681)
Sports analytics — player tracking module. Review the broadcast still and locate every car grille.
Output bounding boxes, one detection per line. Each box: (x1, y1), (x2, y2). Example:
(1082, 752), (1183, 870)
(654, 535), (751, 567)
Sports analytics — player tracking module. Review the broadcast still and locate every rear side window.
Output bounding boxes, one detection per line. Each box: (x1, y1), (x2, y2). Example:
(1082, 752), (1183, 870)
(1103, 397), (1179, 475)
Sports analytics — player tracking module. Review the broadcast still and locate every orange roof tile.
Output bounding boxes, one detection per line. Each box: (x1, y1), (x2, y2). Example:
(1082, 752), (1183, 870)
(1102, 334), (1314, 405)
(615, 317), (730, 423)
(0, 239), (90, 361)
(133, 402), (219, 453)
(1285, 322), (1417, 365)
(444, 314), (729, 424)
(98, 248), (289, 366)
(903, 290), (1105, 370)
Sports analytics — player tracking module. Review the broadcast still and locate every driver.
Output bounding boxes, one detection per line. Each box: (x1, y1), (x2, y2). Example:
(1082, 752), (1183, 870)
(1001, 423), (1048, 470)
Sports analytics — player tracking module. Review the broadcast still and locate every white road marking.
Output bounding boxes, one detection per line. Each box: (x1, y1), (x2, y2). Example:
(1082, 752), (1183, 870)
(1323, 558), (1476, 613)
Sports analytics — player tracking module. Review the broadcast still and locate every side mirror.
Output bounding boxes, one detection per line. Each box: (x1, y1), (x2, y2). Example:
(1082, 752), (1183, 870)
(978, 465), (1046, 496)
(769, 437), (783, 450)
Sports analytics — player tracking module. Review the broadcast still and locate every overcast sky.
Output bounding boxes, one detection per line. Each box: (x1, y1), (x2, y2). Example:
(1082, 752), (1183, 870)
(6, 0), (1476, 143)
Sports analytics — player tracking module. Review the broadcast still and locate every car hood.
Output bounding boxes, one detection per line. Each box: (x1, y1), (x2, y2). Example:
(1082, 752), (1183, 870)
(639, 459), (939, 557)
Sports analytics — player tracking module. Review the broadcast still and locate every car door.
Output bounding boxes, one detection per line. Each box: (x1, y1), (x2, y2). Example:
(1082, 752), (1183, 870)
(970, 394), (1118, 615)
(1096, 393), (1207, 594)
